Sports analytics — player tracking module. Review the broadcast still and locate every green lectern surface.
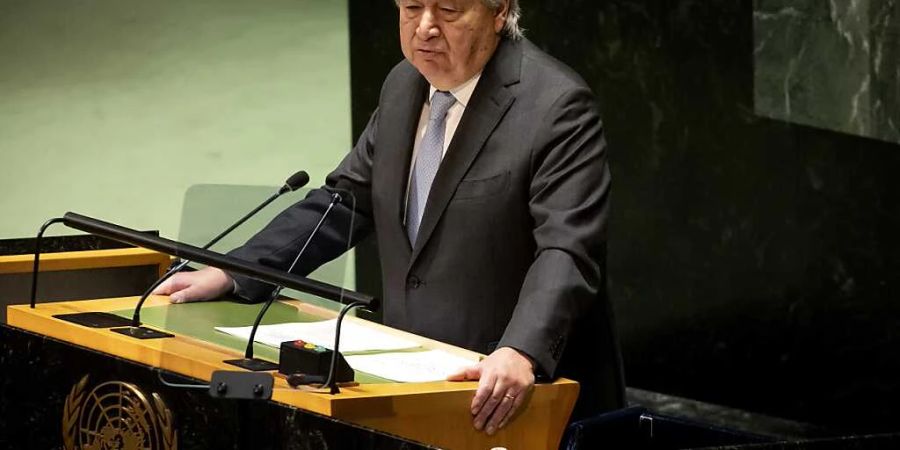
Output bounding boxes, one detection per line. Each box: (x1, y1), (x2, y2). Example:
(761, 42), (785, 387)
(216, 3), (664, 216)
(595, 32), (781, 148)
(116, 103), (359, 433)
(112, 300), (398, 384)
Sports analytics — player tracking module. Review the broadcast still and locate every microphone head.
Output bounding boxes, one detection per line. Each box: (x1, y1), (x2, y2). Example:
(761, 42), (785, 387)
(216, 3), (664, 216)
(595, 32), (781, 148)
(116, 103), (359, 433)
(280, 171), (310, 194)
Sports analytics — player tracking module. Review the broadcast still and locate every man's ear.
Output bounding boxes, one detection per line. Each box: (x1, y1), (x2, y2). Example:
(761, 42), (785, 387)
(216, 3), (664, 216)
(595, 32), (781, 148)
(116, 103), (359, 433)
(493, 0), (510, 34)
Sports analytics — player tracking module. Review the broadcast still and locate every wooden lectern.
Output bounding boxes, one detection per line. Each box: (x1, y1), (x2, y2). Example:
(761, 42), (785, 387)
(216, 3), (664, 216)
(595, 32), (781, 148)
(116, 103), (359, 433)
(1, 249), (578, 449)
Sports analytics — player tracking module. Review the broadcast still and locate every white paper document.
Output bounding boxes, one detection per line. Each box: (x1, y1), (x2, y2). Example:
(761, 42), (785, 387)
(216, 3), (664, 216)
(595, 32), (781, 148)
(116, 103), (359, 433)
(345, 350), (479, 383)
(214, 319), (419, 353)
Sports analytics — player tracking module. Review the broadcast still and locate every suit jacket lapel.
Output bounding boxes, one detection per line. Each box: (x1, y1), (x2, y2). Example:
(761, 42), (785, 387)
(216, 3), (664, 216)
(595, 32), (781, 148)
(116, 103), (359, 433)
(381, 69), (428, 256)
(409, 38), (522, 266)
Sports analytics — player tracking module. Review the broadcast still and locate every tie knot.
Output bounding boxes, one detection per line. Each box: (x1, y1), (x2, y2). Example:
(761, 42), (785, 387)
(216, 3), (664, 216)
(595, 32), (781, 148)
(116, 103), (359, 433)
(429, 91), (456, 121)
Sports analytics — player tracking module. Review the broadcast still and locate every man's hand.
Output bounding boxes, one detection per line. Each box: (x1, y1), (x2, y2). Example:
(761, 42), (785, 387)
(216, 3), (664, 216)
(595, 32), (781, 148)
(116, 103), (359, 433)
(151, 266), (234, 303)
(447, 347), (535, 435)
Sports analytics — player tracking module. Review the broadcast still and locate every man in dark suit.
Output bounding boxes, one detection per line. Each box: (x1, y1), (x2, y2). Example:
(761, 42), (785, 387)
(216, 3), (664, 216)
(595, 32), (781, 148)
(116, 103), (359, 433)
(155, 0), (624, 434)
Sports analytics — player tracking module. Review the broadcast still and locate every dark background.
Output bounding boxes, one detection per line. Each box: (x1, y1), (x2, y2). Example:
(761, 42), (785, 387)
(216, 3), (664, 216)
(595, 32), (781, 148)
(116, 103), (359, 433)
(348, 0), (900, 435)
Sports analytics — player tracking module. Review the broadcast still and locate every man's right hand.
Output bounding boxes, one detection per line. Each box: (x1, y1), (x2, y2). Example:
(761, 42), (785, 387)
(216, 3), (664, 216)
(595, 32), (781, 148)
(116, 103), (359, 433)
(151, 266), (234, 304)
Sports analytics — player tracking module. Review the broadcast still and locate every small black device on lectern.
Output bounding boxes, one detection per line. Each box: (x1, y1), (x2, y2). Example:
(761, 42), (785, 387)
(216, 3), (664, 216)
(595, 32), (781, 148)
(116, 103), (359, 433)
(279, 339), (354, 384)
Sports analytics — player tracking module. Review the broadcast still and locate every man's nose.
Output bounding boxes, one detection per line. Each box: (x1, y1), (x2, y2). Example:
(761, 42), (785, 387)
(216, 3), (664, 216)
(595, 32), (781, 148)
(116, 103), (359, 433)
(416, 10), (441, 39)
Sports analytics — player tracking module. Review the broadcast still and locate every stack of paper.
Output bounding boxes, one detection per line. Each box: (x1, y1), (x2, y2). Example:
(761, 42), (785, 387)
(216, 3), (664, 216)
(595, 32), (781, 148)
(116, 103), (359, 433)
(215, 319), (419, 353)
(345, 350), (479, 383)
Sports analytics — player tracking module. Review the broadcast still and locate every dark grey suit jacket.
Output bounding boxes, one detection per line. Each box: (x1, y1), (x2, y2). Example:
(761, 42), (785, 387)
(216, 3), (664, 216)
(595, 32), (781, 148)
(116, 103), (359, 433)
(229, 37), (625, 418)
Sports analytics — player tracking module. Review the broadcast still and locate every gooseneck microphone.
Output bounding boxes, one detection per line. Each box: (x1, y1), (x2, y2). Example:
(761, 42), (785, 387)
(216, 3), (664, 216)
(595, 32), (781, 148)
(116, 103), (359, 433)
(278, 171), (312, 196)
(225, 191), (345, 371)
(115, 170), (311, 339)
(29, 218), (66, 309)
(323, 300), (367, 394)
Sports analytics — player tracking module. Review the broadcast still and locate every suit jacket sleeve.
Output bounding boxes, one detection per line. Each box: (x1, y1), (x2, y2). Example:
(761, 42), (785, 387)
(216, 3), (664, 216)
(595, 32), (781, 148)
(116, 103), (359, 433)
(226, 110), (380, 302)
(497, 85), (610, 377)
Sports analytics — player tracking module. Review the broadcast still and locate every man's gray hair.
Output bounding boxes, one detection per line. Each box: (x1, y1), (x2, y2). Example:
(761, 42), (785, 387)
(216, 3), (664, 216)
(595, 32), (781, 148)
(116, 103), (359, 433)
(393, 0), (524, 40)
(484, 0), (523, 40)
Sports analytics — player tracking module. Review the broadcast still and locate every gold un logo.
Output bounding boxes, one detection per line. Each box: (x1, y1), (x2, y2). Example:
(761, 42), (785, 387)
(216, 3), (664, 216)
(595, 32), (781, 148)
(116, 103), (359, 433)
(63, 375), (177, 450)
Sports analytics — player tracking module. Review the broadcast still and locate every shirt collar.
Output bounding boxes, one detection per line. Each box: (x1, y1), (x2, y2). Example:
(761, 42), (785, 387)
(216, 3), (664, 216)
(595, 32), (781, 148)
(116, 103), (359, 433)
(429, 72), (482, 108)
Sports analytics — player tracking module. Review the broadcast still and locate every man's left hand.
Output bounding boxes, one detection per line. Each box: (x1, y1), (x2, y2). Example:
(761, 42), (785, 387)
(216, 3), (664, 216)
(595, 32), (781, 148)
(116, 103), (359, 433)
(447, 347), (535, 435)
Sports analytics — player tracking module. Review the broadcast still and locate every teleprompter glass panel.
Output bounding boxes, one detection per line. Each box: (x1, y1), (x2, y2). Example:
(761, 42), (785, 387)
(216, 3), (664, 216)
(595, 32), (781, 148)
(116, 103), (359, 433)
(177, 183), (357, 311)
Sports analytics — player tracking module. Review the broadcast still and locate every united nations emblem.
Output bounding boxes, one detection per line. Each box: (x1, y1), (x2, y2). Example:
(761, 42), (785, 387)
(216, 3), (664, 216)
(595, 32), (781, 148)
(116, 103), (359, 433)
(63, 375), (177, 450)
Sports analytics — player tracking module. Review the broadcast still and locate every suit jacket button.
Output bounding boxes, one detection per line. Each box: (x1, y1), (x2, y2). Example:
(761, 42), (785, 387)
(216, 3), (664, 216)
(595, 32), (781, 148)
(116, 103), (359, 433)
(407, 276), (422, 289)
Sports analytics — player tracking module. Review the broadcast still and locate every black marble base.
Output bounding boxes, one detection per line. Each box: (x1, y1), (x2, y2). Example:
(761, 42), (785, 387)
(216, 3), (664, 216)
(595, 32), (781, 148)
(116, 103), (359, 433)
(620, 388), (900, 450)
(626, 387), (828, 440)
(0, 325), (432, 449)
(713, 433), (900, 450)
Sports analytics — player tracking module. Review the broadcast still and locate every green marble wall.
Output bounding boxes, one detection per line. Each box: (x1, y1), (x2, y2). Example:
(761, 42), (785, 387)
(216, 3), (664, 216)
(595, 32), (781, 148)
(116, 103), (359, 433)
(754, 0), (900, 143)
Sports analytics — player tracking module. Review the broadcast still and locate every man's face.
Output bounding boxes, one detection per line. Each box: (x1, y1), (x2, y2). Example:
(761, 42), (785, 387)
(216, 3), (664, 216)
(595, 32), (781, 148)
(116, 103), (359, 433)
(398, 0), (507, 90)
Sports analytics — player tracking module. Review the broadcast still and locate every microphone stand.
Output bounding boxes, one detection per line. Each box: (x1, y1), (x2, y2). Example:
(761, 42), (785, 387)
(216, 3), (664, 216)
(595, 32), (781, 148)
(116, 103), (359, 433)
(30, 217), (66, 309)
(323, 301), (366, 394)
(30, 218), (140, 328)
(226, 192), (343, 371)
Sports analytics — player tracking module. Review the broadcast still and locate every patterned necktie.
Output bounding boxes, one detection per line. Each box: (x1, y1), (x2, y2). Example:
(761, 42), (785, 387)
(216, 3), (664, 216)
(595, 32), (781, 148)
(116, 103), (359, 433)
(406, 90), (457, 245)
